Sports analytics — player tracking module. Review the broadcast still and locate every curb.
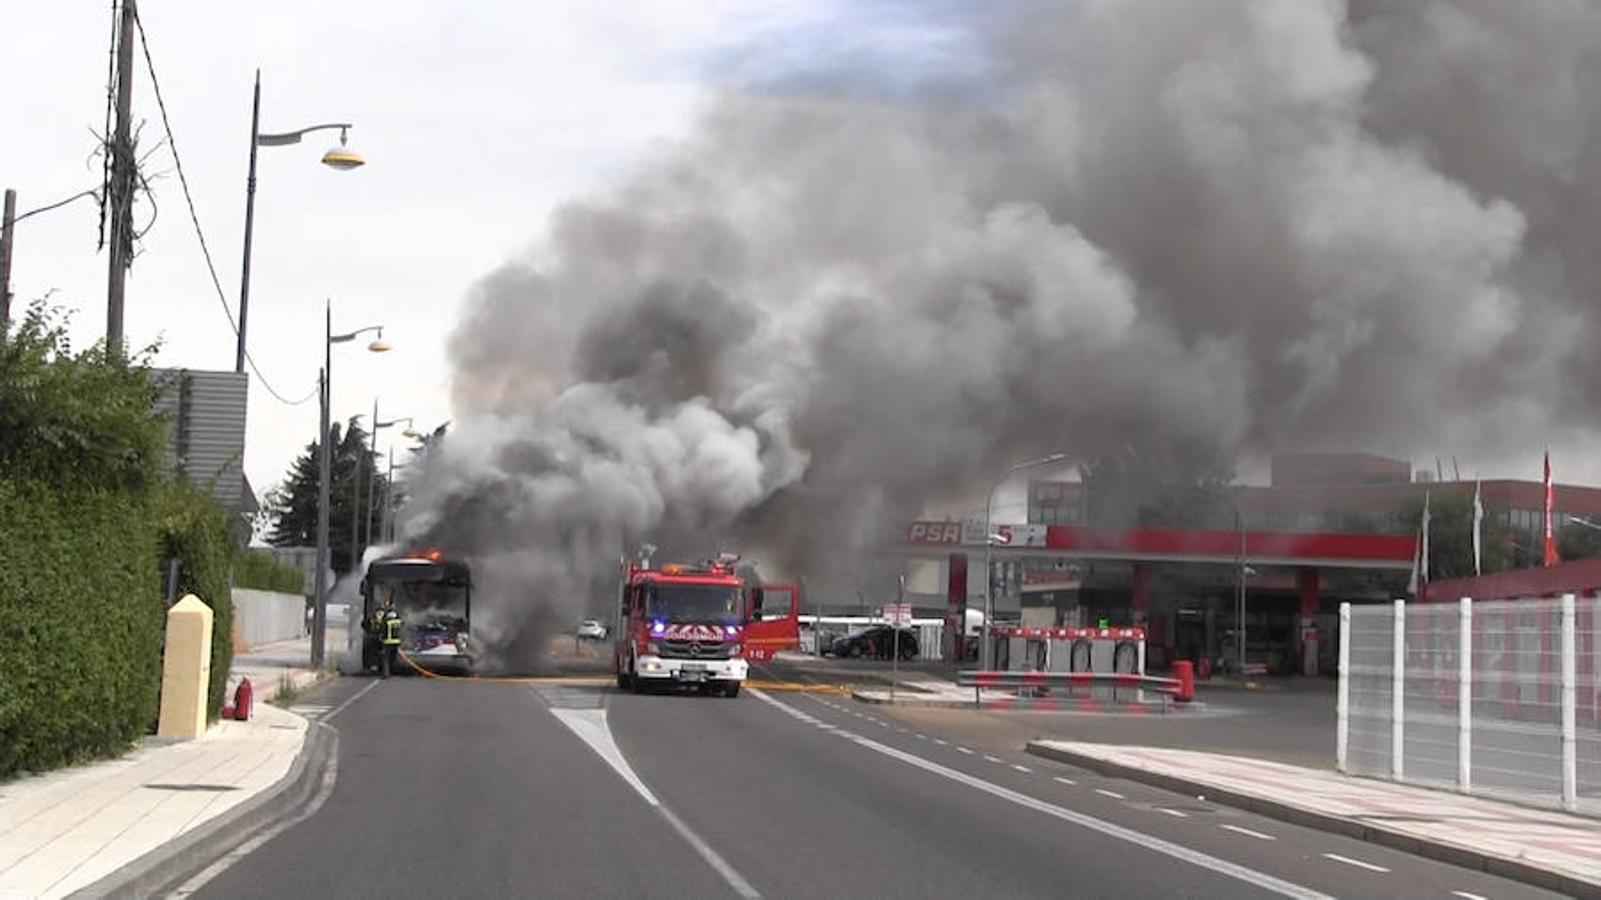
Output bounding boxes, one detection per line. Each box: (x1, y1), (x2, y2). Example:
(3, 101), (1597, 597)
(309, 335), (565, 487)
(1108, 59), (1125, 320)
(853, 689), (1210, 714)
(1024, 742), (1600, 899)
(70, 717), (338, 899)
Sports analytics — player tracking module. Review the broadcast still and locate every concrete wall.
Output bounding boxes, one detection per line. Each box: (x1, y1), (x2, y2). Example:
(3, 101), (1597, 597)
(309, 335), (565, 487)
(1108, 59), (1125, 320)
(232, 588), (307, 648)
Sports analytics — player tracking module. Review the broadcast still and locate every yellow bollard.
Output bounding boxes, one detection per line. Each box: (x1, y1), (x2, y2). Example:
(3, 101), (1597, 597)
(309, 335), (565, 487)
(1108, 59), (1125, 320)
(157, 594), (214, 740)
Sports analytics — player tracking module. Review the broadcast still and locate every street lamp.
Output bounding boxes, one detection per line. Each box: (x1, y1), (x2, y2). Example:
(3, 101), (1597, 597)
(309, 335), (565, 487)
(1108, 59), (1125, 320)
(363, 411), (413, 549)
(1199, 486), (1250, 676)
(311, 301), (388, 670)
(236, 70), (364, 374)
(982, 452), (1070, 668)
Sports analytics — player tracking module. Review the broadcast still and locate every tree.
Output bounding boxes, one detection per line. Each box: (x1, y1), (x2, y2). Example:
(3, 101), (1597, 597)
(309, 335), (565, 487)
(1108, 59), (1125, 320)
(264, 418), (388, 574)
(1398, 490), (1512, 581)
(1558, 522), (1601, 563)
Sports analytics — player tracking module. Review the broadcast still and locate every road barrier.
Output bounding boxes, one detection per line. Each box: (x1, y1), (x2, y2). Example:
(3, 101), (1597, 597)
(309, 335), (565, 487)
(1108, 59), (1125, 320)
(956, 668), (1193, 710)
(988, 626), (1147, 676)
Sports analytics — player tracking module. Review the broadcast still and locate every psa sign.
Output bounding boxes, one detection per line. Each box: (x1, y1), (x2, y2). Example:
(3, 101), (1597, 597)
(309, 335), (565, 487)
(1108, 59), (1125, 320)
(907, 521), (964, 545)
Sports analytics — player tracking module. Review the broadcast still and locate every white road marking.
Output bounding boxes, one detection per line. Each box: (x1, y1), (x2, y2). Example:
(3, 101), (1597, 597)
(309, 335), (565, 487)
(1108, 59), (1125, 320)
(1157, 808), (1189, 818)
(1450, 892), (1488, 900)
(548, 705), (761, 898)
(1053, 776), (1077, 785)
(956, 746), (974, 755)
(1321, 853), (1388, 873)
(322, 679), (381, 723)
(1221, 824), (1276, 841)
(169, 725), (340, 896)
(915, 734), (928, 740)
(1095, 789), (1126, 800)
(1011, 765), (1032, 773)
(934, 739), (948, 746)
(749, 690), (1328, 900)
(897, 728), (909, 733)
(984, 755), (1004, 764)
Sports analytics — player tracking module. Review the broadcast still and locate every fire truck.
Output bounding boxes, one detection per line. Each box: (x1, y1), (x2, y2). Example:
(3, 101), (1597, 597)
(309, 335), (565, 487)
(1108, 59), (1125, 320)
(613, 552), (801, 697)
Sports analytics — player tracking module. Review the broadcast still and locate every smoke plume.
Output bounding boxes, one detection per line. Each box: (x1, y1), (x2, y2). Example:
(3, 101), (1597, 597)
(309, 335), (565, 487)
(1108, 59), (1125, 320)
(400, 0), (1601, 669)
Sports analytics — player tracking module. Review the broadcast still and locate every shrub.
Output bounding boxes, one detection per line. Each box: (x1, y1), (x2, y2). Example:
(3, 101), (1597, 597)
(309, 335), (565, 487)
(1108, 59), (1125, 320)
(234, 549), (307, 595)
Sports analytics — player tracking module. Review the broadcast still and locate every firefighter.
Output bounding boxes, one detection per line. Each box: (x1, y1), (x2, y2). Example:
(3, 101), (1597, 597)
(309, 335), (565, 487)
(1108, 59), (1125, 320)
(371, 597), (404, 678)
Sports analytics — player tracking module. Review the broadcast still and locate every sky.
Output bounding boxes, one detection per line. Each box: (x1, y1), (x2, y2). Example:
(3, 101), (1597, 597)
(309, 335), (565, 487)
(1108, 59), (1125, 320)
(1, 1), (969, 501)
(6, 1), (1599, 529)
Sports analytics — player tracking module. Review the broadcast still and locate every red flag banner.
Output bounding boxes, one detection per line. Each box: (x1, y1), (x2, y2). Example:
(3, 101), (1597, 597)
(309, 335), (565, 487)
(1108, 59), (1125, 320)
(1544, 451), (1561, 567)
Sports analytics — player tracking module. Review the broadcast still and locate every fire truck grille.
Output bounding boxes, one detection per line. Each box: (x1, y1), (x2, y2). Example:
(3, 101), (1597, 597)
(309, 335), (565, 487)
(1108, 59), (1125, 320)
(658, 640), (736, 659)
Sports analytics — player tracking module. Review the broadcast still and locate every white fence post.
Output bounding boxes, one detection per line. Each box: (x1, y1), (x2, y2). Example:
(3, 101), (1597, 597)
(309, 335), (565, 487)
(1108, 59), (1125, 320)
(1337, 602), (1350, 773)
(1561, 593), (1577, 813)
(1458, 597), (1472, 793)
(1392, 599), (1405, 781)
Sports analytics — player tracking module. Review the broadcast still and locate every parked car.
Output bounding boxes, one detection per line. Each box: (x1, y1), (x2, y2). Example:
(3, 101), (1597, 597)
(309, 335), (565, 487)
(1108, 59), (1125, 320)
(577, 619), (609, 640)
(824, 625), (918, 660)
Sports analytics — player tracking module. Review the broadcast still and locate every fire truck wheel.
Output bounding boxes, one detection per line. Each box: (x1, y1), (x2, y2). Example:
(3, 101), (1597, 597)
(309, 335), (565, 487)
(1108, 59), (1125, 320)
(629, 658), (647, 694)
(616, 668), (632, 690)
(722, 683), (741, 698)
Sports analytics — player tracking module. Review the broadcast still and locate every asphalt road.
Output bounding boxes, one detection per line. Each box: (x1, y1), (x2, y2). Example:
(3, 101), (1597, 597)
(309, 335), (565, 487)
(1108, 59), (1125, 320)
(189, 671), (1562, 899)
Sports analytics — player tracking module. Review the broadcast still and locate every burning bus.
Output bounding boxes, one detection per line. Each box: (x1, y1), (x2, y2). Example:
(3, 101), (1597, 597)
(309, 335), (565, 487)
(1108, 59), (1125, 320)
(360, 550), (474, 674)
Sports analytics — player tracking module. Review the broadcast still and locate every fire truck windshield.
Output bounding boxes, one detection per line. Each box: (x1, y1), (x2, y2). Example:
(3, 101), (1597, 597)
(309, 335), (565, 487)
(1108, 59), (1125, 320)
(646, 584), (741, 622)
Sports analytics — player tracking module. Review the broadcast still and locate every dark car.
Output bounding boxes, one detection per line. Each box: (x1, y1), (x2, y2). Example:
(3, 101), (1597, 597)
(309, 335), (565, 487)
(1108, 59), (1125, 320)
(825, 625), (918, 661)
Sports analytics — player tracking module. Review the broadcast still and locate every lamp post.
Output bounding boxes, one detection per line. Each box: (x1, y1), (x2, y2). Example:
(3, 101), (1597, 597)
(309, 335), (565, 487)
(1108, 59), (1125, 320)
(364, 410), (414, 548)
(1200, 486), (1249, 675)
(236, 70), (364, 374)
(982, 452), (1070, 668)
(311, 301), (388, 669)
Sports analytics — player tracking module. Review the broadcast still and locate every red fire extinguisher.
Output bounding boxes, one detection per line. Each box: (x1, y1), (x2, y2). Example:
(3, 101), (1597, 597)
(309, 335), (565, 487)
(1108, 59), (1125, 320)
(233, 678), (254, 721)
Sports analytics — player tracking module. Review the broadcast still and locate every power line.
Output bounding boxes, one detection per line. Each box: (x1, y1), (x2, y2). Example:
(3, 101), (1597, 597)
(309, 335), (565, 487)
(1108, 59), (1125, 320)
(132, 9), (317, 406)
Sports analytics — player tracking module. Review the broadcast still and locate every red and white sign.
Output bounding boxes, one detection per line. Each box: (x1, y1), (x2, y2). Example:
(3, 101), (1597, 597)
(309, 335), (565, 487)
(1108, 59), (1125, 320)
(995, 524), (1047, 548)
(883, 604), (913, 627)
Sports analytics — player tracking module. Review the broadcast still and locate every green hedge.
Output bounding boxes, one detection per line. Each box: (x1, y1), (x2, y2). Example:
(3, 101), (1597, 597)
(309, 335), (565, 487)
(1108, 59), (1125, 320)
(234, 549), (307, 595)
(0, 480), (164, 777)
(0, 303), (242, 777)
(154, 482), (235, 721)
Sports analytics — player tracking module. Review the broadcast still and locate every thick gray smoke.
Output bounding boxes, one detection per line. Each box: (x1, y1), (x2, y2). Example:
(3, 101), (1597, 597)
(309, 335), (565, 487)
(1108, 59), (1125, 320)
(401, 0), (1601, 669)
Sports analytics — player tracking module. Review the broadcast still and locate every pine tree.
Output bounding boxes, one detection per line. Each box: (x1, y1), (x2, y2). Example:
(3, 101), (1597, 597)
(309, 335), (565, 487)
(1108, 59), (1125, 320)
(264, 418), (388, 574)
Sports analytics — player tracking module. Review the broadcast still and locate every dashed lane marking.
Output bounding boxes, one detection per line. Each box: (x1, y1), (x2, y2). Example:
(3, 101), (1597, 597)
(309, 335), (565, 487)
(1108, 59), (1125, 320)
(1450, 892), (1488, 900)
(984, 755), (1004, 764)
(1221, 825), (1276, 841)
(1095, 789), (1126, 800)
(1011, 765), (1032, 773)
(1321, 854), (1388, 874)
(1053, 776), (1077, 785)
(956, 747), (974, 755)
(1157, 808), (1189, 818)
(749, 690), (1328, 900)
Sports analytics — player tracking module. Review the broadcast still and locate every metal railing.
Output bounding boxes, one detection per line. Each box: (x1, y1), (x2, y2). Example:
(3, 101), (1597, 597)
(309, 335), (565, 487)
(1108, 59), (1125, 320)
(955, 669), (1187, 710)
(1338, 595), (1601, 816)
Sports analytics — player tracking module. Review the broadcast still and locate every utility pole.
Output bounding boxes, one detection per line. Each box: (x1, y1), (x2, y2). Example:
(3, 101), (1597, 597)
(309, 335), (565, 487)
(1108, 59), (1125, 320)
(1, 189), (15, 331)
(105, 0), (138, 358)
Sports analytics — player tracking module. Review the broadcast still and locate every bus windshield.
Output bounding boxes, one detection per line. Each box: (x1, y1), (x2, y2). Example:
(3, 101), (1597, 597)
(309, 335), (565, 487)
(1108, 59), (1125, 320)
(647, 584), (741, 622)
(372, 579), (469, 629)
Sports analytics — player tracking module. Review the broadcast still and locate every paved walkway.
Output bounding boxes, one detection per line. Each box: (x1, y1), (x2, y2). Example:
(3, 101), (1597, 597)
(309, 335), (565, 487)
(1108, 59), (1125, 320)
(0, 638), (326, 899)
(1028, 740), (1601, 894)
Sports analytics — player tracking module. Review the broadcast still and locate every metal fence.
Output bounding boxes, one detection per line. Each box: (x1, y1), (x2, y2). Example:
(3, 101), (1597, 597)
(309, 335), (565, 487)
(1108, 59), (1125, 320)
(1338, 596), (1601, 816)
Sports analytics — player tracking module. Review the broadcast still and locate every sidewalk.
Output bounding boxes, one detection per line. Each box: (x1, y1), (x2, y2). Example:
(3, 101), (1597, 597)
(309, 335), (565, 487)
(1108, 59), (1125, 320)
(0, 637), (330, 899)
(1027, 740), (1601, 896)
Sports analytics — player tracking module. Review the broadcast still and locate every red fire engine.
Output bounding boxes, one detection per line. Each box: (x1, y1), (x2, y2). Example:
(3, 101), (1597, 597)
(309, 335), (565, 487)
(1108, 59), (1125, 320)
(613, 552), (801, 697)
